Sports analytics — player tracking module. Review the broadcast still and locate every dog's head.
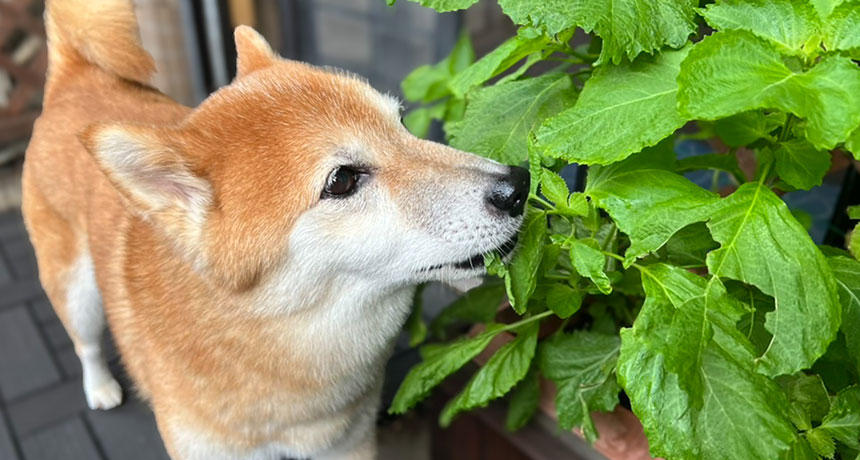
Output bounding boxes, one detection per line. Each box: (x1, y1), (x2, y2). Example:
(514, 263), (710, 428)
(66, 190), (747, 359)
(82, 26), (527, 298)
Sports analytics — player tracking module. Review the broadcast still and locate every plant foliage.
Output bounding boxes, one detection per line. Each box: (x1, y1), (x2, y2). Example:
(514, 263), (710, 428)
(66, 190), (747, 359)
(389, 0), (860, 458)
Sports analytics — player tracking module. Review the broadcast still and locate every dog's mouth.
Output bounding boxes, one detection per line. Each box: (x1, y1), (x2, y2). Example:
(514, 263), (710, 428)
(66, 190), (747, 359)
(423, 234), (519, 272)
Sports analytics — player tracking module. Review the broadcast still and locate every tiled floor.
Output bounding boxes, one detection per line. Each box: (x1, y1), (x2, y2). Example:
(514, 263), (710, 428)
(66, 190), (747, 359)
(0, 209), (174, 460)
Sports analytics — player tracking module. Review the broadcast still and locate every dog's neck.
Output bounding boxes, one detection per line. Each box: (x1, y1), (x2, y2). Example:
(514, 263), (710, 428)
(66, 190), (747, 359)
(225, 255), (416, 383)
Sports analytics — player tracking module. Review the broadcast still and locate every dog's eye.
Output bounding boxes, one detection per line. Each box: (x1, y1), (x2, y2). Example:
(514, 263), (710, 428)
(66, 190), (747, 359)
(323, 166), (360, 198)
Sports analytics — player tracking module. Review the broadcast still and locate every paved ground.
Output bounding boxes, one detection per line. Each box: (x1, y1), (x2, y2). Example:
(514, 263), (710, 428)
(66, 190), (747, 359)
(0, 209), (172, 460)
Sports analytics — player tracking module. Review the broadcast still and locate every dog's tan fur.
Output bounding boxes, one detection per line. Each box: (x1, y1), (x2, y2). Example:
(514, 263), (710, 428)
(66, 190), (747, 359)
(23, 1), (524, 458)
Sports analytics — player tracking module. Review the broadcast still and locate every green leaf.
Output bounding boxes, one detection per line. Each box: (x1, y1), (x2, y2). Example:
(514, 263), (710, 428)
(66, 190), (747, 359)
(823, 2), (860, 53)
(849, 206), (860, 220)
(390, 324), (504, 414)
(772, 140), (831, 190)
(678, 31), (860, 150)
(430, 282), (505, 339)
(406, 0), (479, 12)
(847, 127), (860, 160)
(505, 365), (540, 431)
(447, 74), (575, 165)
(539, 168), (569, 206)
(401, 31), (474, 102)
(713, 110), (783, 147)
(405, 285), (428, 347)
(706, 182), (841, 376)
(449, 28), (552, 98)
(539, 331), (621, 442)
(569, 239), (611, 294)
(663, 222), (719, 267)
(777, 373), (831, 430)
(497, 0), (697, 64)
(403, 102), (446, 138)
(506, 210), (547, 314)
(819, 385), (860, 450)
(810, 0), (846, 19)
(440, 322), (539, 426)
(545, 283), (585, 319)
(701, 0), (820, 55)
(537, 47), (690, 165)
(829, 256), (860, 373)
(586, 155), (720, 265)
(806, 427), (837, 458)
(617, 264), (797, 459)
(676, 153), (746, 183)
(782, 437), (820, 460)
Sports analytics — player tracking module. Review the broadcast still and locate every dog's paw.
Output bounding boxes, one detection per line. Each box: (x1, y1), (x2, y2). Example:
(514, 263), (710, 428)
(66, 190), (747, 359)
(85, 377), (123, 410)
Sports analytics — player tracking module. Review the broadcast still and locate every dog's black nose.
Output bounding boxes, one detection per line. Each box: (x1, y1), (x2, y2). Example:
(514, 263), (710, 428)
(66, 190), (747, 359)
(486, 166), (529, 217)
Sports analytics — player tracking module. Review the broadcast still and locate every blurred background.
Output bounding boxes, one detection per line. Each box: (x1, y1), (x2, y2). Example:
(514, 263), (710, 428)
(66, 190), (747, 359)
(0, 1), (856, 460)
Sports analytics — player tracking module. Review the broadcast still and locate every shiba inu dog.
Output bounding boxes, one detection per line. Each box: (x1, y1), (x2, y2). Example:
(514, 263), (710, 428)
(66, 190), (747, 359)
(21, 1), (527, 458)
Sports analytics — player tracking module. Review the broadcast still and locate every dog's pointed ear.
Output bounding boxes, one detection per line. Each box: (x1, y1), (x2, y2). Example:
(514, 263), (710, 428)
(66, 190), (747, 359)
(80, 124), (211, 217)
(234, 25), (275, 77)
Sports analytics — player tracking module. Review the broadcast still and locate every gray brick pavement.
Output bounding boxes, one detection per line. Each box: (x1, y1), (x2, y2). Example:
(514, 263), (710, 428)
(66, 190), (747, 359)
(0, 210), (170, 460)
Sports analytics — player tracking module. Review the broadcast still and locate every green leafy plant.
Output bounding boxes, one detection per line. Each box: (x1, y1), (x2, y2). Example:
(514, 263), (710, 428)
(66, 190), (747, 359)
(389, 1), (860, 458)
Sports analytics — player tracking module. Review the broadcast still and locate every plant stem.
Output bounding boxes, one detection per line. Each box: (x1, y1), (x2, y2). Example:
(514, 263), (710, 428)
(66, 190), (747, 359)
(529, 193), (555, 209)
(492, 310), (554, 336)
(778, 114), (796, 142)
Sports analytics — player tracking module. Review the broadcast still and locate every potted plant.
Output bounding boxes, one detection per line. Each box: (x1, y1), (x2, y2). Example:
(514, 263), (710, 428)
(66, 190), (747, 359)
(388, 1), (860, 459)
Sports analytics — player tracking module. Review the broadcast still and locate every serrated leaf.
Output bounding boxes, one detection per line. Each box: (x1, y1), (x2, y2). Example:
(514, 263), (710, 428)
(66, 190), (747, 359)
(773, 139), (831, 190)
(678, 31), (860, 150)
(440, 322), (538, 426)
(537, 47), (690, 165)
(430, 282), (505, 339)
(823, 2), (860, 52)
(406, 0), (479, 12)
(567, 193), (589, 216)
(448, 74), (575, 164)
(807, 427), (837, 458)
(569, 239), (612, 294)
(819, 385), (860, 450)
(506, 210), (547, 313)
(811, 0), (846, 19)
(782, 437), (820, 460)
(497, 0), (696, 64)
(506, 365), (540, 431)
(676, 153), (746, 183)
(706, 182), (841, 376)
(401, 31), (473, 102)
(449, 28), (551, 98)
(617, 264), (797, 460)
(505, 365), (540, 431)
(539, 331), (620, 442)
(539, 168), (570, 206)
(713, 110), (783, 147)
(847, 127), (860, 159)
(777, 373), (831, 429)
(829, 256), (860, 373)
(390, 324), (504, 414)
(403, 102), (446, 138)
(586, 153), (720, 265)
(701, 0), (820, 55)
(545, 283), (584, 318)
(663, 222), (719, 267)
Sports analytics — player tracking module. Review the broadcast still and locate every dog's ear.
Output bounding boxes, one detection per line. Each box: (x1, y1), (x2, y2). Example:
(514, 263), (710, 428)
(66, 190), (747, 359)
(79, 124), (210, 218)
(234, 25), (276, 77)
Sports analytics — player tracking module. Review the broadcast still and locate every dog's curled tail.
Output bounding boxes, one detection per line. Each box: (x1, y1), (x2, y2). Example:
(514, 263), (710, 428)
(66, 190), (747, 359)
(45, 0), (155, 86)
